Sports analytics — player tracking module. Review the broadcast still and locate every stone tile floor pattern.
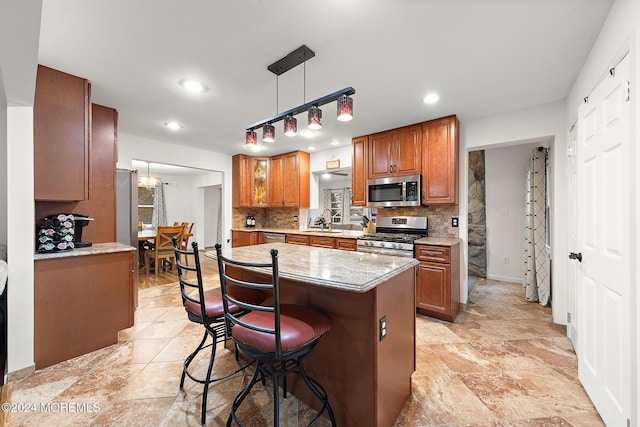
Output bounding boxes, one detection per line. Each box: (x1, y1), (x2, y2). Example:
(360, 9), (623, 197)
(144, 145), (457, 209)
(10, 278), (604, 426)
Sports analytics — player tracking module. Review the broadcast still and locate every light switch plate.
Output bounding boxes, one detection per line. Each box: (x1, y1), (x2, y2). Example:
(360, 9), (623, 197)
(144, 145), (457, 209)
(452, 217), (459, 227)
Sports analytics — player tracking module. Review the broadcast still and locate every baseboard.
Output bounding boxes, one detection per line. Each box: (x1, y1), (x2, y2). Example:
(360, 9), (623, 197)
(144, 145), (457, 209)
(8, 365), (35, 382)
(486, 274), (523, 285)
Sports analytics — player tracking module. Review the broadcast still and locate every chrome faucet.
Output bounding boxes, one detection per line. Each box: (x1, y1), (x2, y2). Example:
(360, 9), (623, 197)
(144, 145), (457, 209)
(320, 208), (333, 231)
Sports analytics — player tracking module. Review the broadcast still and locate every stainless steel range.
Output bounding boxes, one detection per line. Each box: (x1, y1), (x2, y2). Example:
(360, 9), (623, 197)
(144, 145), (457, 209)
(357, 216), (427, 258)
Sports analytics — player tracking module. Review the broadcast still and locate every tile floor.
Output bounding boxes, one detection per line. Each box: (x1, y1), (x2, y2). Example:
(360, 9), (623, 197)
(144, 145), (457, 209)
(10, 277), (604, 426)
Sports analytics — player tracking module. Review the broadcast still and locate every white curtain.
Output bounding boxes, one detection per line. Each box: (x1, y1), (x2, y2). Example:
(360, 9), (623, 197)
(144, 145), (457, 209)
(523, 147), (551, 306)
(152, 181), (167, 227)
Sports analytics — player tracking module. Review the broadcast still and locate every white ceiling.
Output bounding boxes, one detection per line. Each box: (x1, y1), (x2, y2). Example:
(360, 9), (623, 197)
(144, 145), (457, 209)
(38, 0), (612, 158)
(131, 159), (215, 177)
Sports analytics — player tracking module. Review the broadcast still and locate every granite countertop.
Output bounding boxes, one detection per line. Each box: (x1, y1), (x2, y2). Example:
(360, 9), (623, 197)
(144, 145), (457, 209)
(413, 237), (460, 246)
(232, 227), (364, 239)
(34, 242), (137, 260)
(205, 242), (418, 293)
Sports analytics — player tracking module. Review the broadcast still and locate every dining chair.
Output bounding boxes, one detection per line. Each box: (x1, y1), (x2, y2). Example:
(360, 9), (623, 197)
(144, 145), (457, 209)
(179, 222), (195, 264)
(144, 225), (183, 276)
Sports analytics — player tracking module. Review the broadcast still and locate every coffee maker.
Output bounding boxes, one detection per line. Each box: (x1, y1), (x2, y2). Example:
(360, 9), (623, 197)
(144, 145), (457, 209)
(72, 214), (94, 248)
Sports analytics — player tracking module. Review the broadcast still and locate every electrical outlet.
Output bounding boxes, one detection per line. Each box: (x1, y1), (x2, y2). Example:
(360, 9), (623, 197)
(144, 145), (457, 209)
(451, 217), (459, 227)
(293, 215), (298, 223)
(503, 256), (510, 264)
(379, 315), (387, 341)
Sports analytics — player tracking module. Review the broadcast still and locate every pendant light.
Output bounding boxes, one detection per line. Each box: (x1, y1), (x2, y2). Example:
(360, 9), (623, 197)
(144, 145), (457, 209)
(308, 105), (322, 130)
(245, 130), (257, 148)
(262, 124), (275, 143)
(245, 45), (355, 139)
(283, 115), (297, 137)
(138, 161), (159, 187)
(336, 94), (354, 121)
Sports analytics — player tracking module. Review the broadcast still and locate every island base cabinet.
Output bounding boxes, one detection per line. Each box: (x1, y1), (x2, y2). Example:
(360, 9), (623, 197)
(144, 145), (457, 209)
(34, 251), (134, 369)
(225, 265), (416, 427)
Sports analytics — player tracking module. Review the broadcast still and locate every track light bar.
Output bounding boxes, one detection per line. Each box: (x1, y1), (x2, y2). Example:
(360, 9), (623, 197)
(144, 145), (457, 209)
(245, 86), (355, 132)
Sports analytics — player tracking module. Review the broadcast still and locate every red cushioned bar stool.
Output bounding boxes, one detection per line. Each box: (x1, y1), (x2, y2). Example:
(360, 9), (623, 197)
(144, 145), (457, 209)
(214, 243), (336, 427)
(173, 239), (265, 426)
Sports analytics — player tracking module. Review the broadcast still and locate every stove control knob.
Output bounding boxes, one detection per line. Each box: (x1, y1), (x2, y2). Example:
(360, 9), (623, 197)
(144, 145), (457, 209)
(379, 242), (385, 247)
(392, 243), (398, 249)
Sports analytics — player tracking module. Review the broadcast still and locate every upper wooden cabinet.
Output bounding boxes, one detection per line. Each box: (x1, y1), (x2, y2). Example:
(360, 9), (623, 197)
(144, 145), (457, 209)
(421, 115), (459, 204)
(368, 124), (421, 178)
(34, 65), (90, 201)
(251, 157), (269, 207)
(232, 154), (251, 207)
(270, 151), (310, 207)
(351, 136), (368, 207)
(234, 151), (310, 208)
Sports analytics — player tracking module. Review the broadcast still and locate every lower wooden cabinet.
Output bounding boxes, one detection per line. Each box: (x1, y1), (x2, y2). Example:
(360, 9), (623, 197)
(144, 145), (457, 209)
(286, 234), (309, 246)
(34, 249), (135, 369)
(415, 241), (460, 322)
(309, 236), (336, 248)
(232, 230), (262, 247)
(336, 238), (357, 251)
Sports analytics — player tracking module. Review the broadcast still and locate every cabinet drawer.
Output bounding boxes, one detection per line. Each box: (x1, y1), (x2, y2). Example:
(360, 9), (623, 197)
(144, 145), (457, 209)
(335, 238), (357, 251)
(415, 245), (450, 263)
(286, 234), (309, 245)
(309, 236), (336, 249)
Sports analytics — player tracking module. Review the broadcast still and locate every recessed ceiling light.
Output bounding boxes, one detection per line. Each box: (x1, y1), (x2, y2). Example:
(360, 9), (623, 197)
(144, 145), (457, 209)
(422, 93), (439, 104)
(164, 121), (183, 130)
(307, 145), (317, 150)
(179, 79), (208, 92)
(322, 172), (331, 179)
(330, 140), (341, 146)
(301, 129), (318, 138)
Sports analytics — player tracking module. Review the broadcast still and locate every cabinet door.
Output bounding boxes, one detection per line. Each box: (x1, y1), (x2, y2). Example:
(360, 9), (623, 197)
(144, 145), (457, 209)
(282, 152), (300, 207)
(368, 131), (394, 178)
(394, 124), (422, 176)
(416, 262), (451, 317)
(269, 156), (284, 206)
(286, 234), (309, 245)
(309, 236), (336, 248)
(335, 238), (357, 251)
(251, 157), (269, 207)
(422, 116), (458, 204)
(34, 65), (90, 201)
(232, 230), (256, 247)
(232, 155), (251, 207)
(351, 136), (368, 206)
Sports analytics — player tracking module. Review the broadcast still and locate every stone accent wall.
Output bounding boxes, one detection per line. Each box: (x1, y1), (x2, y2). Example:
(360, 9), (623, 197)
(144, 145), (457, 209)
(468, 150), (487, 277)
(233, 207), (301, 229)
(376, 205), (459, 238)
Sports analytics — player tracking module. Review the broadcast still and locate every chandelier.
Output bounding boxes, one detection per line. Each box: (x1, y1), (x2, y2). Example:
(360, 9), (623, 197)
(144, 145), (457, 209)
(245, 45), (354, 148)
(138, 161), (159, 187)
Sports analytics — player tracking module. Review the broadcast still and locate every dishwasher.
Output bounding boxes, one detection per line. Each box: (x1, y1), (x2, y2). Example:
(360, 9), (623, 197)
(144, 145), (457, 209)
(262, 232), (287, 244)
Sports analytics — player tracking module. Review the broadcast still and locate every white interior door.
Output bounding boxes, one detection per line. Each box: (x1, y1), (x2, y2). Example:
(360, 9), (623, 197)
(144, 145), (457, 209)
(567, 125), (578, 346)
(575, 53), (631, 426)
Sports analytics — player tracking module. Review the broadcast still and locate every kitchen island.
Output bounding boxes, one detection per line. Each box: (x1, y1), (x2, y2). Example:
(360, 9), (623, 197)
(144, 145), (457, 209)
(205, 243), (418, 427)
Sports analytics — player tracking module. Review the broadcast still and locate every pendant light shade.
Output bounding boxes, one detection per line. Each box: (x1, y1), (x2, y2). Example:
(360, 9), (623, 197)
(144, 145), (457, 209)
(337, 95), (353, 121)
(262, 124), (275, 143)
(307, 106), (322, 130)
(283, 115), (297, 137)
(245, 130), (257, 148)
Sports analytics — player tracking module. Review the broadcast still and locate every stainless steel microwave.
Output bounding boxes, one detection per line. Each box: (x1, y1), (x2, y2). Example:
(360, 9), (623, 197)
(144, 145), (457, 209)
(367, 175), (421, 207)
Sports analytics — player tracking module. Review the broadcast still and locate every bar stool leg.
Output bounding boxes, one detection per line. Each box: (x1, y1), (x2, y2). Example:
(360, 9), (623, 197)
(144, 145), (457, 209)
(182, 330), (208, 389)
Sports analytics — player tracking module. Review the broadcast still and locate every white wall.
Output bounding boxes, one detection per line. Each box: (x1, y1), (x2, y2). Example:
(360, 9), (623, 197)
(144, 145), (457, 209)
(155, 173), (196, 227)
(0, 86), (6, 248)
(203, 185), (221, 247)
(116, 133), (233, 247)
(484, 142), (540, 283)
(193, 172), (222, 247)
(564, 0), (639, 422)
(7, 107), (35, 373)
(1, 0), (42, 374)
(459, 100), (567, 320)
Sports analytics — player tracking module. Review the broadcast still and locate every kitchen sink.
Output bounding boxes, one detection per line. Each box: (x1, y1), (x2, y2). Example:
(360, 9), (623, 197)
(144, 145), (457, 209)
(301, 229), (343, 233)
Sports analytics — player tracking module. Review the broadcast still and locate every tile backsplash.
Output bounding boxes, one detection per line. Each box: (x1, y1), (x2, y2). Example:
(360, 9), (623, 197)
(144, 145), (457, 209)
(233, 204), (459, 238)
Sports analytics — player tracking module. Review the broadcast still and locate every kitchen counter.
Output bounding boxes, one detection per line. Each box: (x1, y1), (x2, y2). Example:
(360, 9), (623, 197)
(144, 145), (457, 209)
(34, 242), (136, 260)
(414, 236), (461, 246)
(207, 243), (416, 427)
(231, 227), (364, 239)
(206, 242), (417, 293)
